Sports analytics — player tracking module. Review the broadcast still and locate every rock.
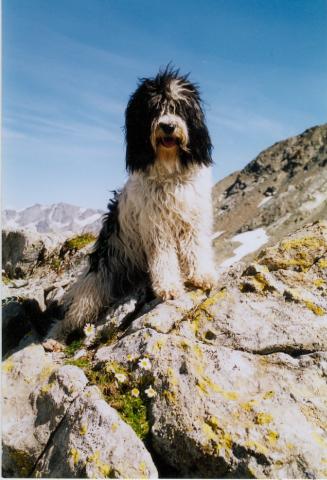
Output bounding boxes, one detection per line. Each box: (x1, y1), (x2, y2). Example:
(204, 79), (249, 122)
(94, 222), (327, 478)
(2, 343), (57, 477)
(33, 386), (158, 478)
(2, 230), (48, 278)
(2, 299), (42, 357)
(96, 330), (327, 478)
(2, 221), (327, 478)
(2, 346), (157, 479)
(2, 343), (88, 477)
(30, 366), (89, 451)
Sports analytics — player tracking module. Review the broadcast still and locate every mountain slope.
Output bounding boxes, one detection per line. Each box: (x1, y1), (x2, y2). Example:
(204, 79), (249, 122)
(212, 124), (327, 266)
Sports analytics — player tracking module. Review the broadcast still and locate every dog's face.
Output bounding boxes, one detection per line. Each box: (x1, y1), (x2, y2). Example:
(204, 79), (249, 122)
(125, 66), (213, 173)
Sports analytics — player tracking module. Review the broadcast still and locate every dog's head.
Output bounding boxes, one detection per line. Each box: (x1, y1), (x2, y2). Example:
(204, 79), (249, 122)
(125, 66), (213, 173)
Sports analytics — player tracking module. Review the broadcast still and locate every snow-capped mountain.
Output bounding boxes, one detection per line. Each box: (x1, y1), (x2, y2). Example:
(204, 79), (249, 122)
(2, 203), (104, 235)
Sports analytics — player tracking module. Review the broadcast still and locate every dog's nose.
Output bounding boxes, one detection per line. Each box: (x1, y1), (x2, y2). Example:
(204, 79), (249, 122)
(159, 123), (175, 135)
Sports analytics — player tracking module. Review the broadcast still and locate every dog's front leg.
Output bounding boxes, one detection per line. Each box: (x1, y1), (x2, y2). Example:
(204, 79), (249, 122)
(181, 231), (217, 291)
(145, 238), (185, 301)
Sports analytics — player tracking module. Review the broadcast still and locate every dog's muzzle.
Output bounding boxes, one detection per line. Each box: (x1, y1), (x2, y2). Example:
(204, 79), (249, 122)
(151, 114), (189, 151)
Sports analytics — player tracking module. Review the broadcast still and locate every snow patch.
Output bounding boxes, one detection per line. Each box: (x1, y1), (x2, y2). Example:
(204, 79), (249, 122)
(221, 228), (269, 268)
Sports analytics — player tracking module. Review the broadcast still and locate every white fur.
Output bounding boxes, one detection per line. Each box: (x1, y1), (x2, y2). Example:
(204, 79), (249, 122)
(46, 159), (215, 343)
(121, 162), (215, 299)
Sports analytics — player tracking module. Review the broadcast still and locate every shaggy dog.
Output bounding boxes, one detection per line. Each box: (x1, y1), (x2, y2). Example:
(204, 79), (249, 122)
(46, 66), (216, 342)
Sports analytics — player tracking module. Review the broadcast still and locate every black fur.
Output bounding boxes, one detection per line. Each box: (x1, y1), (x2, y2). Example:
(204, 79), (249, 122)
(125, 65), (213, 172)
(88, 192), (149, 300)
(88, 192), (121, 274)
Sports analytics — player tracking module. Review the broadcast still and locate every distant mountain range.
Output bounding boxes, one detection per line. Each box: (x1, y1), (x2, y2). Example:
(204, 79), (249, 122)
(3, 124), (327, 267)
(2, 203), (104, 236)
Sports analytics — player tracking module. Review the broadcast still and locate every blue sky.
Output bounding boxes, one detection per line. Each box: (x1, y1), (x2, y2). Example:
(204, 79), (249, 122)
(3, 0), (327, 210)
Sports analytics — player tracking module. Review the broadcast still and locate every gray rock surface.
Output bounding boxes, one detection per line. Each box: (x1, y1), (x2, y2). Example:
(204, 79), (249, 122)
(33, 386), (158, 478)
(94, 222), (327, 478)
(2, 222), (327, 478)
(2, 343), (57, 477)
(2, 230), (46, 279)
(3, 348), (157, 478)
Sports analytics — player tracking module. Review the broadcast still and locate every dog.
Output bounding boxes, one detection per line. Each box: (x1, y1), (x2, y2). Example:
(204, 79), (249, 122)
(45, 66), (216, 343)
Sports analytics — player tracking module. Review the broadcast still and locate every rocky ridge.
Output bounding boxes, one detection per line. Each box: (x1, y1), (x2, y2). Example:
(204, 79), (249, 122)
(212, 124), (327, 266)
(2, 221), (327, 478)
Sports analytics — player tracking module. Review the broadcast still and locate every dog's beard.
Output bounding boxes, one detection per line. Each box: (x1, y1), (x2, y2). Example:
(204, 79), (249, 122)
(150, 113), (189, 169)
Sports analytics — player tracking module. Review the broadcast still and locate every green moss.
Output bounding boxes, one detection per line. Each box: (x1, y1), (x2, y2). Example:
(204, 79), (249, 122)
(82, 362), (151, 440)
(66, 357), (151, 440)
(65, 233), (96, 251)
(50, 257), (62, 272)
(111, 393), (150, 439)
(65, 358), (90, 369)
(64, 339), (84, 357)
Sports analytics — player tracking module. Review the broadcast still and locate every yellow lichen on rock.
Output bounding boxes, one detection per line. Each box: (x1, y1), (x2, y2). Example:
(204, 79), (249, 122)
(318, 258), (327, 269)
(70, 448), (80, 466)
(139, 461), (149, 478)
(262, 390), (275, 400)
(40, 382), (54, 395)
(163, 389), (176, 403)
(312, 432), (327, 448)
(240, 399), (258, 412)
(304, 301), (326, 316)
(202, 421), (232, 456)
(79, 423), (88, 435)
(2, 360), (14, 373)
(281, 236), (326, 252)
(266, 430), (279, 445)
(244, 439), (268, 455)
(197, 375), (238, 400)
(38, 365), (56, 382)
(255, 412), (273, 425)
(111, 422), (118, 432)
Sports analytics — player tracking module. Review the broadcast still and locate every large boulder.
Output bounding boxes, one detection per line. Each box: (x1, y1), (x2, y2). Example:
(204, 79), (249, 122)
(33, 386), (158, 478)
(2, 230), (58, 279)
(94, 221), (327, 478)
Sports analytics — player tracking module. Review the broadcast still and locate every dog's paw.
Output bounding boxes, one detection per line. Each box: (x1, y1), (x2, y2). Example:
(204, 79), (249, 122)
(42, 339), (65, 352)
(156, 285), (185, 301)
(187, 272), (217, 291)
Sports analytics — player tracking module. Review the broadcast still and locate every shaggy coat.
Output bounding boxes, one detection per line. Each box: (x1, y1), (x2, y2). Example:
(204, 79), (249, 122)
(47, 67), (216, 341)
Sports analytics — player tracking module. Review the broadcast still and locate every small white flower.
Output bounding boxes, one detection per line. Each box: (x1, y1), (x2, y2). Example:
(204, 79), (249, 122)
(83, 323), (95, 336)
(115, 373), (127, 383)
(145, 386), (157, 398)
(138, 357), (152, 370)
(131, 388), (140, 397)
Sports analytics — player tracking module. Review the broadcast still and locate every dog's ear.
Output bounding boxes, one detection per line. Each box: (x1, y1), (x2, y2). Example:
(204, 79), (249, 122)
(125, 84), (155, 173)
(180, 109), (213, 168)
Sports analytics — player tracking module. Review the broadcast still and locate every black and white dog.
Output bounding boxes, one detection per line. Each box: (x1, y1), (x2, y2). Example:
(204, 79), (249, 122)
(47, 66), (216, 342)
